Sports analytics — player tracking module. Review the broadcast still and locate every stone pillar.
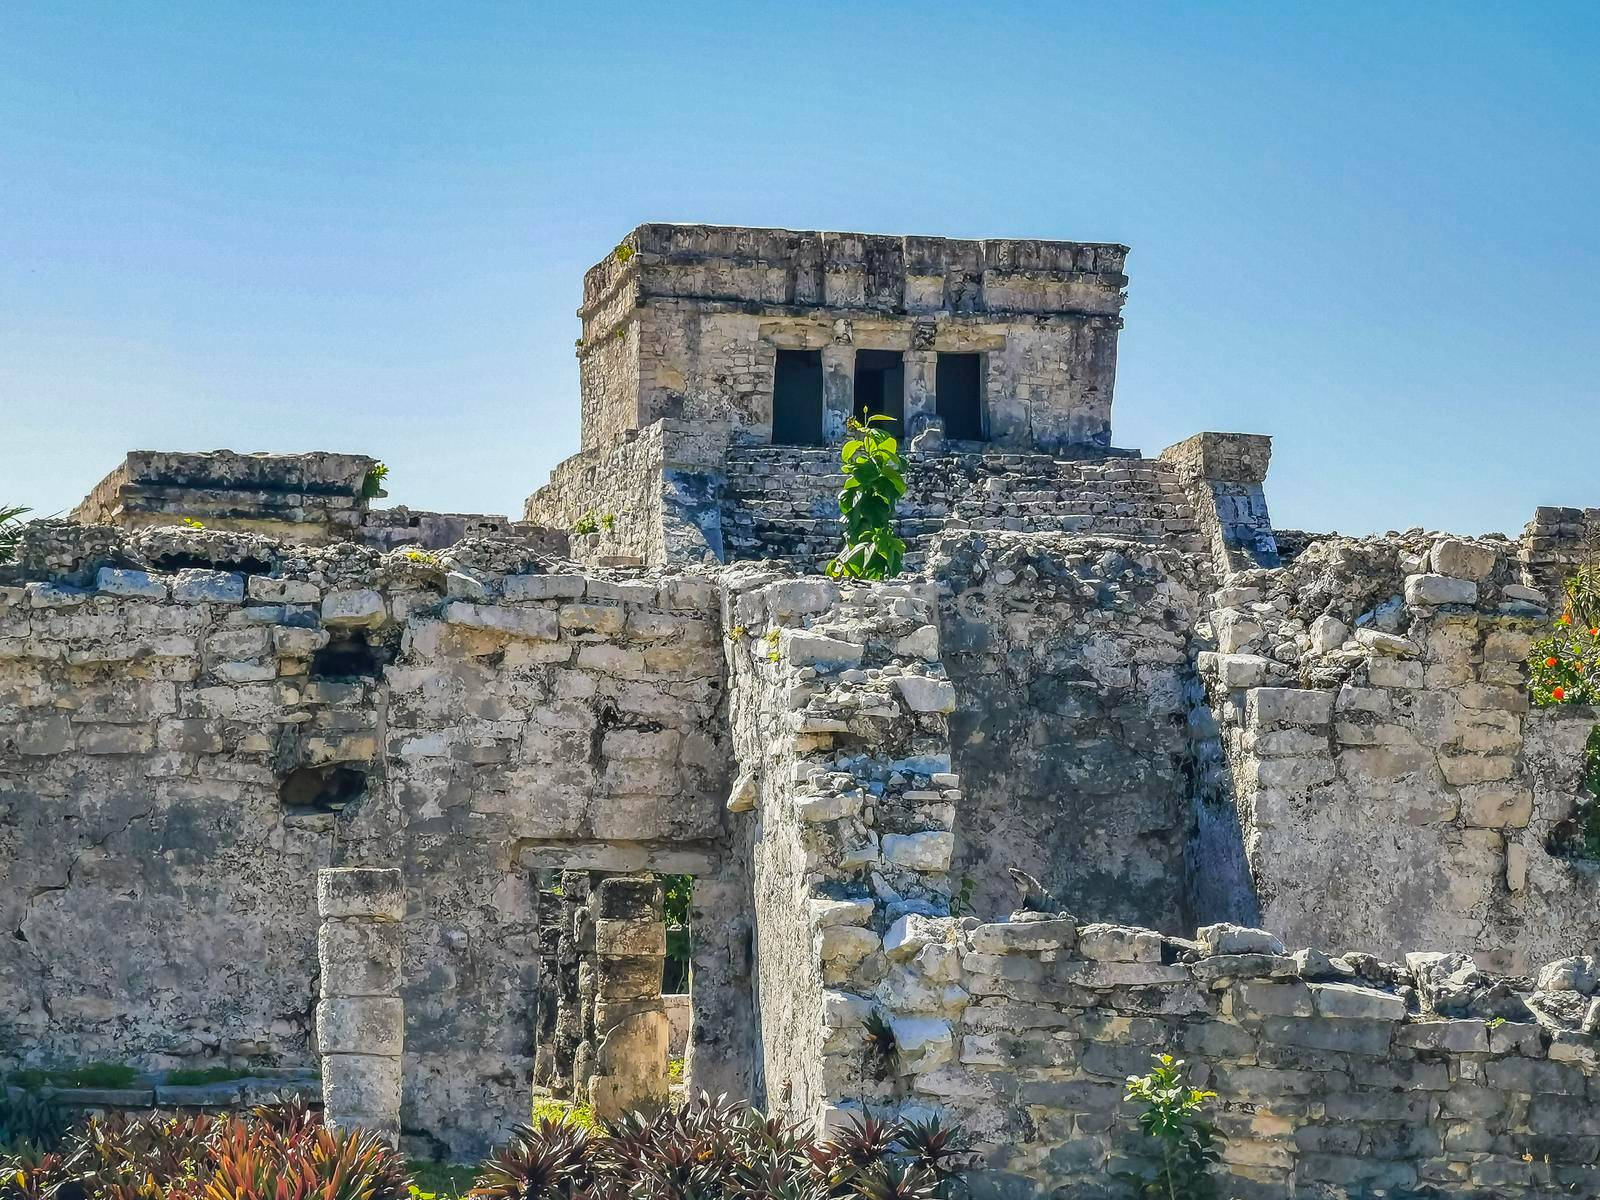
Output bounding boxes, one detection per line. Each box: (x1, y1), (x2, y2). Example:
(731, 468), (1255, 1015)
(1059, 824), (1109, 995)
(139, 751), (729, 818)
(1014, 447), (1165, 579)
(821, 343), (854, 444)
(903, 349), (938, 441)
(317, 867), (405, 1145)
(587, 874), (669, 1119)
(1159, 432), (1280, 573)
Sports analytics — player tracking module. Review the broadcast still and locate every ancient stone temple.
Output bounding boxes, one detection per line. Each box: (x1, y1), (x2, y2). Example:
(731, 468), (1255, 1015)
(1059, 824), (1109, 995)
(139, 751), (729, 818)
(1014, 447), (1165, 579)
(5, 223), (1600, 1197)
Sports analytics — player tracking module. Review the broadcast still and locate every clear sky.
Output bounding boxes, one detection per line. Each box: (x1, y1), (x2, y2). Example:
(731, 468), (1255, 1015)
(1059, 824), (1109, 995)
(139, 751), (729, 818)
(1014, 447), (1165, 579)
(2, 2), (1596, 536)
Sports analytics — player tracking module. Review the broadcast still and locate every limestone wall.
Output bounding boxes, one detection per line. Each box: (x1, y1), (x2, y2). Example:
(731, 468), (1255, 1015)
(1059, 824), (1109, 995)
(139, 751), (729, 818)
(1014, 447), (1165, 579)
(928, 532), (1209, 930)
(0, 524), (732, 1156)
(855, 913), (1600, 1199)
(1196, 531), (1600, 972)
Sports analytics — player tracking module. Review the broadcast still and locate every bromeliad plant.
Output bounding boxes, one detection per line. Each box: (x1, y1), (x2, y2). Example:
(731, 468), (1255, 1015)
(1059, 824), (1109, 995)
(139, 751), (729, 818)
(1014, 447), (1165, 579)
(826, 416), (907, 582)
(1113, 1055), (1225, 1200)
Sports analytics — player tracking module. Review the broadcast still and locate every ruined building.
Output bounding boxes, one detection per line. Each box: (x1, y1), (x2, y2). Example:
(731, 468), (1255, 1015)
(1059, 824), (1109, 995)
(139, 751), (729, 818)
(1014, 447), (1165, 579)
(4, 224), (1600, 1197)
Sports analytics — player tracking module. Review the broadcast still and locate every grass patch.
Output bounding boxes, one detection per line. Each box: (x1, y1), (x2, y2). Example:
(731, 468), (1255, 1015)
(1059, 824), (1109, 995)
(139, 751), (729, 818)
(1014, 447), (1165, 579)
(9, 1063), (140, 1090)
(408, 1160), (477, 1199)
(530, 1095), (598, 1131)
(164, 1066), (254, 1087)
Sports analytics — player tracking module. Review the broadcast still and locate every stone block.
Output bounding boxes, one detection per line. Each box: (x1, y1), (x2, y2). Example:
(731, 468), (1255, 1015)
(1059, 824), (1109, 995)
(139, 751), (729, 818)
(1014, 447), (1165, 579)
(1405, 574), (1478, 606)
(502, 574), (586, 601)
(248, 576), (321, 603)
(781, 629), (863, 670)
(1368, 657), (1424, 688)
(967, 918), (1077, 954)
(317, 997), (403, 1056)
(889, 1016), (953, 1072)
(559, 603), (625, 634)
(1459, 784), (1533, 828)
(317, 868), (404, 921)
(444, 601), (558, 641)
(322, 589), (387, 627)
(882, 831), (954, 872)
(97, 567), (168, 599)
(320, 1053), (401, 1129)
(1431, 538), (1498, 580)
(894, 674), (957, 714)
(1247, 687), (1334, 729)
(885, 913), (948, 960)
(1394, 1019), (1489, 1053)
(1310, 982), (1407, 1021)
(1199, 924), (1286, 956)
(319, 920), (403, 996)
(596, 918), (666, 958)
(172, 570), (245, 605)
(1077, 923), (1161, 963)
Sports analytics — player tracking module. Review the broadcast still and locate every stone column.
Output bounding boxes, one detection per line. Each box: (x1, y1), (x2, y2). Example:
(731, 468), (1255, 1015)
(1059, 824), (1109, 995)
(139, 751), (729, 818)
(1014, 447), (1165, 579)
(317, 867), (404, 1145)
(587, 875), (669, 1119)
(821, 343), (854, 444)
(903, 349), (938, 442)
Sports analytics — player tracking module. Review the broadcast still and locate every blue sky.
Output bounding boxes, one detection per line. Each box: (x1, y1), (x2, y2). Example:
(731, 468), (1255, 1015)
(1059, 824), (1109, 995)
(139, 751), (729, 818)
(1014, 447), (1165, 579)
(2, 2), (1596, 535)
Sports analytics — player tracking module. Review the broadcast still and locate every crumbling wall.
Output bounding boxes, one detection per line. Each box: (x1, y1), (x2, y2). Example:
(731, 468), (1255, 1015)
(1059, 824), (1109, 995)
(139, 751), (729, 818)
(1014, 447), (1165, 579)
(1195, 532), (1600, 972)
(720, 570), (960, 1121)
(860, 912), (1600, 1199)
(929, 532), (1208, 930)
(0, 524), (734, 1157)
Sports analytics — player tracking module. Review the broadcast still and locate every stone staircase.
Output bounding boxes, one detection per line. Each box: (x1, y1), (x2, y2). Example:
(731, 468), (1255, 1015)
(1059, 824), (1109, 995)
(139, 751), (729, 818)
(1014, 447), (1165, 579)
(721, 447), (1206, 564)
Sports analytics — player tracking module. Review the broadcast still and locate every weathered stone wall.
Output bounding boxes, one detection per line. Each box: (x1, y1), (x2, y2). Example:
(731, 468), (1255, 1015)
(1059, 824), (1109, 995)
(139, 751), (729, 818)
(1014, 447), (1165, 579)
(575, 224), (1129, 457)
(1522, 504), (1600, 595)
(720, 569), (959, 1121)
(0, 523), (733, 1156)
(1160, 432), (1280, 572)
(929, 532), (1209, 930)
(1195, 531), (1600, 972)
(855, 913), (1600, 1199)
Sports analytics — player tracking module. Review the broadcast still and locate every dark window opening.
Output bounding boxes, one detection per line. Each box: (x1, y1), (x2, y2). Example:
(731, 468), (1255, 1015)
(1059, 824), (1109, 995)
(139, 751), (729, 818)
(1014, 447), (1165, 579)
(771, 349), (824, 446)
(660, 872), (693, 993)
(278, 764), (368, 813)
(936, 352), (986, 441)
(311, 633), (391, 681)
(853, 350), (904, 435)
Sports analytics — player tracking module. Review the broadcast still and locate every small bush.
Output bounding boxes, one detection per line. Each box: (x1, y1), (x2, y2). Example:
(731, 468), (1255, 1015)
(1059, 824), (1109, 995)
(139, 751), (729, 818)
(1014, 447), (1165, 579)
(0, 1099), (411, 1200)
(7, 1063), (139, 1090)
(826, 416), (908, 582)
(363, 463), (390, 500)
(1113, 1054), (1225, 1199)
(474, 1095), (963, 1200)
(0, 1091), (65, 1154)
(0, 506), (28, 565)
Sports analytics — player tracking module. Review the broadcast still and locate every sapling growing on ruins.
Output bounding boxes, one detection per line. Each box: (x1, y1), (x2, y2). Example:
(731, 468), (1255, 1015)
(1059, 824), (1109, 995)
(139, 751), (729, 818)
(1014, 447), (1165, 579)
(1113, 1055), (1225, 1200)
(362, 462), (390, 500)
(826, 415), (907, 582)
(0, 506), (28, 565)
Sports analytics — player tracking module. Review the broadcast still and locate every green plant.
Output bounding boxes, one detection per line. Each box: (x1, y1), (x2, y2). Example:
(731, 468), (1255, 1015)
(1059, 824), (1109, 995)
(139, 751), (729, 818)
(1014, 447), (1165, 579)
(363, 463), (390, 500)
(164, 1066), (254, 1087)
(947, 875), (976, 919)
(1527, 569), (1600, 861)
(667, 1058), (685, 1084)
(8, 1062), (139, 1090)
(614, 244), (635, 263)
(826, 416), (907, 582)
(0, 1099), (413, 1200)
(573, 512), (599, 536)
(181, 516), (206, 529)
(861, 1011), (898, 1081)
(600, 513), (616, 533)
(0, 1091), (65, 1154)
(1113, 1054), (1225, 1200)
(409, 1160), (477, 1199)
(403, 548), (441, 566)
(763, 627), (781, 663)
(0, 506), (29, 565)
(530, 1096), (598, 1132)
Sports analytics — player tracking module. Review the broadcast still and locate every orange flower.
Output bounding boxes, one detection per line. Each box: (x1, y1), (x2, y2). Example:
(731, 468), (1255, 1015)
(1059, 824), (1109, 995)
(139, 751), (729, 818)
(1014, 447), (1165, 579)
(1560, 614), (1573, 624)
(1553, 687), (1567, 700)
(1589, 628), (1598, 637)
(1547, 657), (1560, 668)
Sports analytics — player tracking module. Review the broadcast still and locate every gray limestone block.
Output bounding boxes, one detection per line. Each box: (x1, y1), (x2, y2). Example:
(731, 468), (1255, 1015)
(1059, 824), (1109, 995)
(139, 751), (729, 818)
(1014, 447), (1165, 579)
(322, 588), (387, 627)
(1404, 573), (1478, 607)
(317, 868), (405, 921)
(317, 997), (404, 1056)
(172, 570), (245, 605)
(1430, 538), (1499, 581)
(320, 1052), (402, 1118)
(443, 600), (558, 640)
(1197, 923), (1286, 957)
(96, 567), (168, 599)
(318, 920), (403, 996)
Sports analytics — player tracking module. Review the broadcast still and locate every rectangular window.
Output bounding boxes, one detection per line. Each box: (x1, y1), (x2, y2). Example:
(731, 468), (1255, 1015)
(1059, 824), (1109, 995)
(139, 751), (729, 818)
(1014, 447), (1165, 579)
(936, 352), (986, 441)
(771, 349), (824, 445)
(853, 349), (904, 434)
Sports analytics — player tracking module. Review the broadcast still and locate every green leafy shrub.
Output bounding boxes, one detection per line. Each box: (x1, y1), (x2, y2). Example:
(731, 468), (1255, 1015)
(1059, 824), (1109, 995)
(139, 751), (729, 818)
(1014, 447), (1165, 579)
(472, 1096), (964, 1200)
(0, 1092), (65, 1155)
(1113, 1054), (1225, 1199)
(826, 416), (907, 582)
(0, 506), (28, 565)
(573, 512), (599, 536)
(363, 463), (390, 500)
(0, 1099), (411, 1200)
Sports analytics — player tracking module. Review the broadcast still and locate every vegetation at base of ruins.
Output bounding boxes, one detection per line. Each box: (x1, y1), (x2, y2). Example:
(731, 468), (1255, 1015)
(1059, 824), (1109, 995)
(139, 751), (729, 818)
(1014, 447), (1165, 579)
(531, 1097), (599, 1132)
(572, 512), (600, 536)
(472, 1095), (965, 1200)
(363, 462), (390, 500)
(0, 1098), (412, 1200)
(181, 516), (205, 529)
(0, 1091), (65, 1156)
(403, 548), (442, 566)
(1528, 568), (1600, 861)
(1112, 1055), (1225, 1200)
(408, 1160), (478, 1199)
(667, 1058), (684, 1084)
(600, 513), (616, 533)
(0, 506), (29, 565)
(826, 416), (907, 583)
(6, 1063), (139, 1091)
(162, 1066), (255, 1087)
